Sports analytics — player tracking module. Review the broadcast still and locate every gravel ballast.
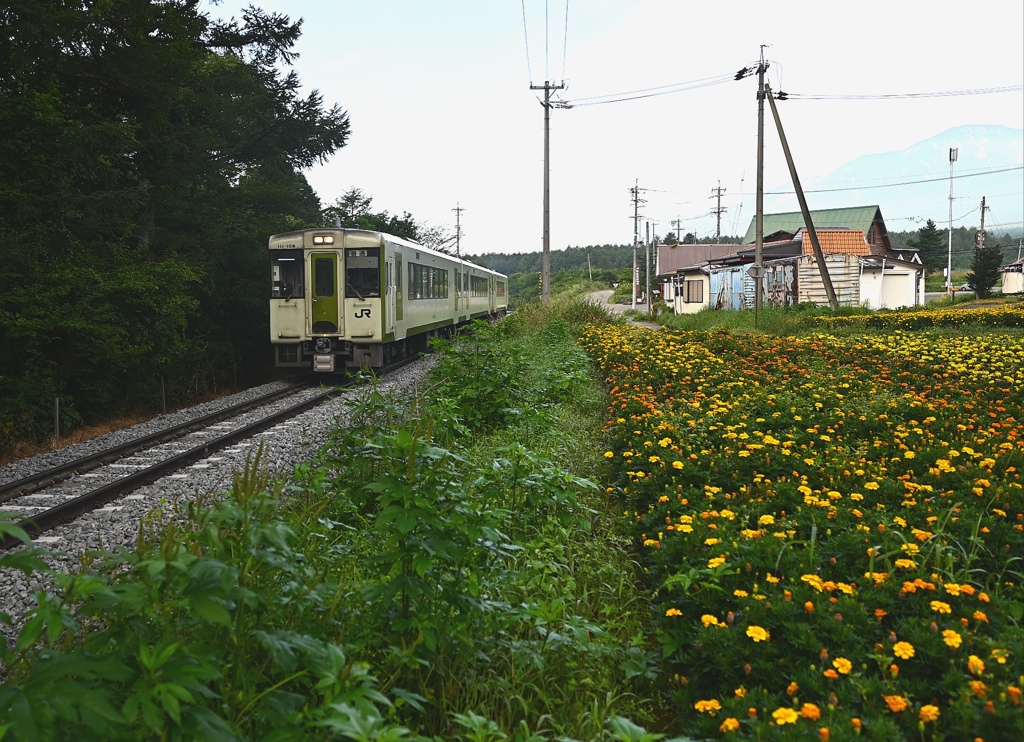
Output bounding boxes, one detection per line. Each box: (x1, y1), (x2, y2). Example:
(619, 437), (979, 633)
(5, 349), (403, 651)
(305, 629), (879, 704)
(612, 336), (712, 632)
(0, 360), (435, 647)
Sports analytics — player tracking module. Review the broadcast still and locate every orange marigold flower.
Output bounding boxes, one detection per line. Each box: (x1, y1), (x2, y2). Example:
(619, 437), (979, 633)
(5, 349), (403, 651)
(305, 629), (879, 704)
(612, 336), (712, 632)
(786, 681), (799, 696)
(719, 717), (740, 733)
(819, 728), (830, 741)
(883, 695), (908, 713)
(1007, 686), (1021, 705)
(772, 707), (799, 725)
(800, 703), (821, 720)
(694, 699), (722, 715)
(851, 717), (861, 730)
(874, 608), (888, 620)
(805, 601), (815, 613)
(919, 704), (940, 723)
(974, 610), (988, 623)
(893, 641), (915, 659)
(969, 680), (987, 698)
(823, 669), (839, 679)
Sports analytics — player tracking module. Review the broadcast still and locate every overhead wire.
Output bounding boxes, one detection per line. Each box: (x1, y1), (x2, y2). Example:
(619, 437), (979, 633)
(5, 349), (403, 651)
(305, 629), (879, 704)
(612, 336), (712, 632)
(783, 85), (1023, 100)
(520, 0), (533, 85)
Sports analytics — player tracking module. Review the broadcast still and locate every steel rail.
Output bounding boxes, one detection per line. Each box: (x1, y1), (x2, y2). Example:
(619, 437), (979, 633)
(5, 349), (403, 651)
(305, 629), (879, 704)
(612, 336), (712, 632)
(0, 387), (339, 551)
(0, 380), (312, 504)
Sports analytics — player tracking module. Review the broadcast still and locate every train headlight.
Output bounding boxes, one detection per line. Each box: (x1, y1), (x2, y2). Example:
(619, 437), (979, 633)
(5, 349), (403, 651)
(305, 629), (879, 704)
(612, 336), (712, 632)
(312, 235), (335, 245)
(314, 338), (332, 353)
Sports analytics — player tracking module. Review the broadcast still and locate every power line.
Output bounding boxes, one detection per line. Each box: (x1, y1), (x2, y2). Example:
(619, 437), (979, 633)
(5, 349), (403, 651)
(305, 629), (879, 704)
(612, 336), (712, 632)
(759, 166), (1022, 196)
(783, 84), (1023, 101)
(520, 0), (533, 84)
(565, 72), (736, 107)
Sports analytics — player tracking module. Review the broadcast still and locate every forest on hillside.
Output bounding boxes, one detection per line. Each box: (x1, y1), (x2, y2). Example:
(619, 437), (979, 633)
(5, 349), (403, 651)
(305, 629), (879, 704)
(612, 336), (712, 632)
(0, 2), (356, 452)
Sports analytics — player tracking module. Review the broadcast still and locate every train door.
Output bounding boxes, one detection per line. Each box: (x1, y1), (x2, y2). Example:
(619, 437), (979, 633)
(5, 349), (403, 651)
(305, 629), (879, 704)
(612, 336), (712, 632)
(386, 252), (396, 334)
(395, 252), (404, 322)
(309, 252), (341, 334)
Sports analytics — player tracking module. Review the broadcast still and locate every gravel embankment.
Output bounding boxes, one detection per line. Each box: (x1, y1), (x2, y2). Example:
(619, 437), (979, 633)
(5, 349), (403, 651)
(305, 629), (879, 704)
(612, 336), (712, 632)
(0, 359), (435, 646)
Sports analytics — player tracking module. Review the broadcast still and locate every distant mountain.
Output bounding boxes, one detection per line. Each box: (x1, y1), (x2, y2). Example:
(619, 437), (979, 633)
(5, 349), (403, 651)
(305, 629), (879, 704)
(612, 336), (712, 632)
(764, 125), (1023, 235)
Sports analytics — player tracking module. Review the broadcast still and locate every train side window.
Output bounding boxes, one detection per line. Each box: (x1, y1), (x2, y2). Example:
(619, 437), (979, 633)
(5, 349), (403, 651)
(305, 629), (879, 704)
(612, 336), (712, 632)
(271, 249), (304, 298)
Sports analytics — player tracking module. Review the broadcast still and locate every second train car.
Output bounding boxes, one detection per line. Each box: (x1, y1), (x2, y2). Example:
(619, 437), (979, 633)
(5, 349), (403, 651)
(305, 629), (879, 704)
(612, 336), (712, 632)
(270, 228), (508, 372)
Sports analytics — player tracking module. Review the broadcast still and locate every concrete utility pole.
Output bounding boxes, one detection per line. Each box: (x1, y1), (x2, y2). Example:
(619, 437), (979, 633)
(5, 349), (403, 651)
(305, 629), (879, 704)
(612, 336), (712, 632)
(754, 52), (767, 324)
(977, 196), (988, 248)
(947, 147), (957, 292)
(710, 181), (727, 241)
(645, 220), (652, 316)
(630, 181), (646, 309)
(530, 80), (566, 303)
(452, 202), (464, 259)
(765, 83), (839, 310)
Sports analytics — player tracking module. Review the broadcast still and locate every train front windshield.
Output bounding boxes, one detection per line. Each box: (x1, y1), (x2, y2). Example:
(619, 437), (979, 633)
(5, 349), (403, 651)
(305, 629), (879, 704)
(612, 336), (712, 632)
(271, 250), (304, 298)
(346, 248), (380, 298)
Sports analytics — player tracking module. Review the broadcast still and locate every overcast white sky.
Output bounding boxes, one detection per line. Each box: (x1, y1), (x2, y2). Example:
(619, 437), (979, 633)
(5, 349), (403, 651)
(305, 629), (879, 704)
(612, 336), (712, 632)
(206, 1), (1023, 254)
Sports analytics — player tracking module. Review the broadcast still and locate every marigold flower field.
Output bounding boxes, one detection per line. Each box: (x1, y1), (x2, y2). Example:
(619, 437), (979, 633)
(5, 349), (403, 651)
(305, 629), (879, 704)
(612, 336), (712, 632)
(579, 314), (1024, 741)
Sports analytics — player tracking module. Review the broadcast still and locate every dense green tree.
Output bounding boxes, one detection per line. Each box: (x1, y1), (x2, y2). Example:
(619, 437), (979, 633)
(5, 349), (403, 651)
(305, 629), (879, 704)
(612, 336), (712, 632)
(966, 243), (1005, 298)
(906, 219), (946, 271)
(0, 0), (349, 451)
(320, 188), (420, 241)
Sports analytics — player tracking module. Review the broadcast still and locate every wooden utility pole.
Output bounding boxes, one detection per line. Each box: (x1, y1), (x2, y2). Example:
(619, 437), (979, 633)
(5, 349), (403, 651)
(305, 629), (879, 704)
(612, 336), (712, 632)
(764, 83), (839, 310)
(530, 80), (565, 303)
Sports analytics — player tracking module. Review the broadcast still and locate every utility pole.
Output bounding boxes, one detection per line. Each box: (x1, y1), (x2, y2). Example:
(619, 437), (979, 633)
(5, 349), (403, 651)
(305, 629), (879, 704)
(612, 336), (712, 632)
(754, 50), (767, 325)
(976, 196), (988, 248)
(645, 220), (652, 316)
(630, 181), (646, 310)
(530, 80), (566, 303)
(765, 83), (839, 310)
(947, 147), (957, 293)
(672, 217), (682, 244)
(452, 202), (464, 259)
(710, 181), (727, 241)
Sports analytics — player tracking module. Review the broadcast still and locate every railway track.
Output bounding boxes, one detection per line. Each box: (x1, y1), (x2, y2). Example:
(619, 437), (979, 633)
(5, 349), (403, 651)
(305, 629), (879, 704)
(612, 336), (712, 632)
(0, 380), (346, 551)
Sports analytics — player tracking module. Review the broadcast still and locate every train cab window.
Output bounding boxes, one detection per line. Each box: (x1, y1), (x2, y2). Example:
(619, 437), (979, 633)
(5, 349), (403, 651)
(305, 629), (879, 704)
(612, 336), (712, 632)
(345, 247), (380, 299)
(270, 249), (304, 299)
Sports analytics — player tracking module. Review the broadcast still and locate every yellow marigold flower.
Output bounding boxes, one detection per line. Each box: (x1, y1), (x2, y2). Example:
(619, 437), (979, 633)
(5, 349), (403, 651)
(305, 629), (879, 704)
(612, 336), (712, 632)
(759, 514), (775, 525)
(883, 695), (908, 713)
(893, 641), (915, 659)
(746, 625), (770, 642)
(930, 600), (952, 614)
(604, 451), (615, 458)
(990, 648), (1009, 664)
(919, 704), (940, 723)
(708, 556), (727, 569)
(772, 707), (799, 725)
(967, 655), (985, 675)
(734, 686), (746, 699)
(665, 608), (683, 617)
(719, 717), (740, 733)
(800, 703), (821, 720)
(942, 630), (962, 649)
(833, 657), (852, 675)
(705, 537), (721, 546)
(733, 589), (749, 598)
(864, 481), (880, 490)
(701, 614), (720, 627)
(694, 699), (722, 715)
(672, 460), (684, 470)
(944, 583), (962, 596)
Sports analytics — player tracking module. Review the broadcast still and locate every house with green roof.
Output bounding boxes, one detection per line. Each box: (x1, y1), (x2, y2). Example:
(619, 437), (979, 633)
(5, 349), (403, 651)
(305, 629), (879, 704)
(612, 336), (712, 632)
(740, 205), (903, 257)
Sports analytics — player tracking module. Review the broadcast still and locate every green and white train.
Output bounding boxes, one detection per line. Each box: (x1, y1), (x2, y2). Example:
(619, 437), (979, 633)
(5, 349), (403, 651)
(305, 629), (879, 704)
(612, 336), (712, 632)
(269, 228), (508, 372)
